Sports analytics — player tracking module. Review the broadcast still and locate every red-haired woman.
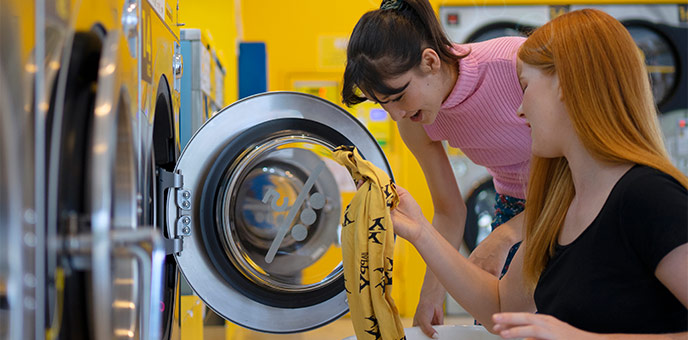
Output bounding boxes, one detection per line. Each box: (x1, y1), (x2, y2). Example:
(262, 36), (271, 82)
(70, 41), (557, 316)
(343, 1), (532, 335)
(391, 8), (687, 338)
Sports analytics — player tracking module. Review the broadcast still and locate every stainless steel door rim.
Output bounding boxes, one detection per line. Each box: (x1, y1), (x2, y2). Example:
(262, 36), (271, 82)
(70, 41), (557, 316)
(168, 91), (392, 333)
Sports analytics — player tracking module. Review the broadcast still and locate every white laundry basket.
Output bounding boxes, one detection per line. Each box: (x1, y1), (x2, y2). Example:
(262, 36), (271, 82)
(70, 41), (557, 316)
(343, 325), (512, 340)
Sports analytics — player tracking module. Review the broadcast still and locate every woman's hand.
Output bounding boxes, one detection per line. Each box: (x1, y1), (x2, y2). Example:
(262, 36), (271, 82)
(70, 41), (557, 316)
(413, 282), (446, 339)
(492, 313), (602, 339)
(390, 185), (430, 244)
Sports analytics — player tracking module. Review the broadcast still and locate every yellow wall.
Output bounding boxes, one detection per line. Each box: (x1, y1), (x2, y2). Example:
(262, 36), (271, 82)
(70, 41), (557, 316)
(241, 1), (373, 91)
(179, 0), (240, 104)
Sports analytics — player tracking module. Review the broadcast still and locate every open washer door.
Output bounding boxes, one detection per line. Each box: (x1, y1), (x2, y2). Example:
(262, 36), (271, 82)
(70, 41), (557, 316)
(166, 91), (392, 333)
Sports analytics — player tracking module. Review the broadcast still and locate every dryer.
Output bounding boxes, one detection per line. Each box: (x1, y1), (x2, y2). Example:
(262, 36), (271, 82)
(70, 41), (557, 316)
(440, 5), (549, 44)
(568, 4), (688, 175)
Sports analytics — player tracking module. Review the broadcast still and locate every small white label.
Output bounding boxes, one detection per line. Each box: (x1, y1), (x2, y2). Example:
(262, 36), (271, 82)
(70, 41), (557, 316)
(214, 64), (224, 107)
(147, 0), (165, 20)
(200, 47), (211, 96)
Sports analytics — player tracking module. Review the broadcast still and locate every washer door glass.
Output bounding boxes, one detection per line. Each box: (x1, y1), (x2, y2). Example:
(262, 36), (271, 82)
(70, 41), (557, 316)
(168, 92), (392, 333)
(625, 23), (678, 108)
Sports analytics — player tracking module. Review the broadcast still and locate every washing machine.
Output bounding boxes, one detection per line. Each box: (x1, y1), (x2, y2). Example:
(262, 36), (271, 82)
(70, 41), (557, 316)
(162, 91), (391, 333)
(1, 0), (167, 339)
(210, 50), (226, 114)
(440, 4), (550, 44)
(567, 4), (688, 175)
(49, 1), (167, 339)
(179, 28), (217, 150)
(135, 1), (185, 338)
(177, 26), (231, 332)
(0, 1), (37, 338)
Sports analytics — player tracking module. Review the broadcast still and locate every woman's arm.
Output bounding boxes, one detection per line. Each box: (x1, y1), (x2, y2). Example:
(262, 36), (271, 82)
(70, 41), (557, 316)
(469, 211), (525, 276)
(492, 313), (688, 339)
(655, 243), (688, 307)
(392, 186), (535, 332)
(396, 119), (467, 336)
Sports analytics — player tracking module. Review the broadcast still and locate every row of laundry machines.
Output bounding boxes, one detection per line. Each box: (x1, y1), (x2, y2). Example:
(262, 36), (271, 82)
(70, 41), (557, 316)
(0, 1), (393, 339)
(0, 0), (184, 338)
(1, 1), (687, 340)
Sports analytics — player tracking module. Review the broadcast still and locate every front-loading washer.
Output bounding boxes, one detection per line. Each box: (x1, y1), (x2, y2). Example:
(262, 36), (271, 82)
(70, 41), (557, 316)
(440, 5), (550, 44)
(165, 91), (393, 333)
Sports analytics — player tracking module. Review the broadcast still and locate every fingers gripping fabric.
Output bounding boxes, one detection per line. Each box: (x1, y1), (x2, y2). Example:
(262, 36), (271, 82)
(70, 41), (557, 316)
(333, 146), (406, 340)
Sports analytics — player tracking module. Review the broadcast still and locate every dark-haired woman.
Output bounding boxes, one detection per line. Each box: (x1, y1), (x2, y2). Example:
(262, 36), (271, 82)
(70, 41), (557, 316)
(343, 1), (530, 337)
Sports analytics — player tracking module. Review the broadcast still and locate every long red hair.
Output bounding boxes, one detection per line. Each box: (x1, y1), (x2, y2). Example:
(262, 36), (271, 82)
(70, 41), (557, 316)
(518, 9), (688, 287)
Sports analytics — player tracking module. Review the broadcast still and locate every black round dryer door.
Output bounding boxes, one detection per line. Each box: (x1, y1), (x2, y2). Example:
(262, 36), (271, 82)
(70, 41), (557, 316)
(167, 92), (393, 333)
(623, 21), (686, 112)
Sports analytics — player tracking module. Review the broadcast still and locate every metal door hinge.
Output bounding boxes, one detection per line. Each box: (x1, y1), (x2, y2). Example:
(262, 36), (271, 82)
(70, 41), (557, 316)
(157, 168), (192, 254)
(163, 237), (183, 255)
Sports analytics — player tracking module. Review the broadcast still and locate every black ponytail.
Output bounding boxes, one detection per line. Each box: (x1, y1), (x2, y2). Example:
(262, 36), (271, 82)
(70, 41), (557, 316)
(342, 0), (465, 106)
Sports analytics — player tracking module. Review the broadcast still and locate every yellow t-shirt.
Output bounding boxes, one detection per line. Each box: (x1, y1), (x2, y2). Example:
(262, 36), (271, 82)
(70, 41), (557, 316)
(333, 146), (405, 340)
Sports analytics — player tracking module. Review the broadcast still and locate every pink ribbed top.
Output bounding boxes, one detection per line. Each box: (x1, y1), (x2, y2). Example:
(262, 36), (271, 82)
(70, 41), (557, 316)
(423, 37), (531, 199)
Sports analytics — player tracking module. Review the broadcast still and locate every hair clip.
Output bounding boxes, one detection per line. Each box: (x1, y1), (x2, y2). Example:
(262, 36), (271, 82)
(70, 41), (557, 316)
(380, 0), (404, 10)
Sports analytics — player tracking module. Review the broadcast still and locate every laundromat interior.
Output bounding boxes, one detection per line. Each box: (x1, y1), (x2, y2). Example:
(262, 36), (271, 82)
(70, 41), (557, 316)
(1, 0), (686, 339)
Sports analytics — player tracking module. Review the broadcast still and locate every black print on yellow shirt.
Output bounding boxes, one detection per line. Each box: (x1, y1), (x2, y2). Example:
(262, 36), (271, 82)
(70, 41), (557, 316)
(374, 257), (394, 293)
(383, 183), (394, 207)
(343, 208), (354, 227)
(373, 267), (387, 294)
(365, 315), (381, 340)
(360, 252), (370, 292)
(368, 217), (386, 244)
